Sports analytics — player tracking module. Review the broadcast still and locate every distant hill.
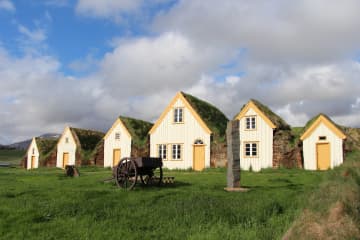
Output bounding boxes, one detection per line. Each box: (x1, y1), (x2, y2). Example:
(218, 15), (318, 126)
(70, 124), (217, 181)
(7, 133), (60, 150)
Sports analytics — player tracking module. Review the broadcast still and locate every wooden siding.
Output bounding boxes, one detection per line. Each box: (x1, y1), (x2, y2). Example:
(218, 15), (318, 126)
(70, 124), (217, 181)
(26, 138), (39, 170)
(239, 108), (273, 172)
(56, 127), (77, 168)
(104, 121), (132, 167)
(150, 98), (211, 170)
(303, 122), (344, 170)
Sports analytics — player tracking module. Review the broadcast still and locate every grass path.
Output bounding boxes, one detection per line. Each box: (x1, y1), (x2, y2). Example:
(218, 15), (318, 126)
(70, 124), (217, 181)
(0, 167), (325, 240)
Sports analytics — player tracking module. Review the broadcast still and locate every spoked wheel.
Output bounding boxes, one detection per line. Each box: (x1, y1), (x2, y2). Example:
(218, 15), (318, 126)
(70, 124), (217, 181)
(115, 158), (138, 190)
(140, 167), (163, 186)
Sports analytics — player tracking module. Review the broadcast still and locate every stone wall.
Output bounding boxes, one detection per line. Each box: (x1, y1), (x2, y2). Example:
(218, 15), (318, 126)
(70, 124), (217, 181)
(210, 143), (227, 167)
(273, 130), (303, 168)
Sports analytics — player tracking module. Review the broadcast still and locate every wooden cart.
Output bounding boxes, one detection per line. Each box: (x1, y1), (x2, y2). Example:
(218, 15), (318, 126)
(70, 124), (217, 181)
(114, 157), (163, 190)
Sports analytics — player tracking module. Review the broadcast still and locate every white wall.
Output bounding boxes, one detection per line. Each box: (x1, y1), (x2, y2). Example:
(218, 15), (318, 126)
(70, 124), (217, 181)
(150, 98), (211, 169)
(239, 108), (274, 172)
(104, 120), (132, 167)
(303, 122), (344, 170)
(26, 138), (39, 169)
(56, 128), (77, 168)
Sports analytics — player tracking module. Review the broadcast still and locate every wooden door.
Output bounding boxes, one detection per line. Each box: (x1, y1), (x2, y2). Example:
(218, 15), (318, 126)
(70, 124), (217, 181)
(317, 143), (330, 170)
(63, 152), (69, 168)
(193, 145), (205, 171)
(31, 156), (36, 169)
(113, 149), (121, 167)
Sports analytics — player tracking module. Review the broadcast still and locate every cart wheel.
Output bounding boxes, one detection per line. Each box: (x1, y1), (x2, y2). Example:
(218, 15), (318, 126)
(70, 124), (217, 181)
(140, 167), (163, 186)
(116, 158), (137, 190)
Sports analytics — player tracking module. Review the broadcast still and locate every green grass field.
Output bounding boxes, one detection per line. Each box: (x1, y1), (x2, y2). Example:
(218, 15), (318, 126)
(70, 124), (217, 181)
(0, 167), (326, 240)
(0, 149), (25, 164)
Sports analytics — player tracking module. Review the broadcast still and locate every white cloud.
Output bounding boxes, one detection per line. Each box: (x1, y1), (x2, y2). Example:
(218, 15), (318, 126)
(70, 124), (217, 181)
(98, 32), (226, 97)
(0, 0), (15, 12)
(18, 25), (47, 42)
(153, 0), (360, 63)
(76, 0), (142, 20)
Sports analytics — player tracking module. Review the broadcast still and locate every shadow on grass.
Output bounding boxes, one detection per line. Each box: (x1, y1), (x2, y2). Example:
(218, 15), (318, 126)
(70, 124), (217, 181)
(241, 183), (304, 191)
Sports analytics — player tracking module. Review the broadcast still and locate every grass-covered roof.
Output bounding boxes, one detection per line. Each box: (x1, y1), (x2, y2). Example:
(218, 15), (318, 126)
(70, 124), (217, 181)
(301, 113), (343, 136)
(236, 99), (291, 130)
(35, 137), (58, 156)
(119, 116), (153, 148)
(70, 128), (105, 152)
(182, 92), (229, 143)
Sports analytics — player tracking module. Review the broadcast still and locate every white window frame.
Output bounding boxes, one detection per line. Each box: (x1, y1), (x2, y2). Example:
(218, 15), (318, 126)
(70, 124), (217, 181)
(65, 137), (69, 143)
(158, 144), (167, 160)
(115, 132), (121, 140)
(244, 142), (258, 157)
(172, 144), (182, 160)
(245, 116), (256, 130)
(174, 108), (184, 123)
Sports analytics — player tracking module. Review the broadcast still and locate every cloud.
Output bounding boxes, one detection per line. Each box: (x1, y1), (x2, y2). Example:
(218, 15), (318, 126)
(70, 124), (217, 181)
(0, 0), (15, 12)
(2, 0), (360, 144)
(0, 48), (106, 144)
(153, 0), (360, 63)
(97, 32), (228, 97)
(76, 0), (143, 20)
(18, 25), (47, 43)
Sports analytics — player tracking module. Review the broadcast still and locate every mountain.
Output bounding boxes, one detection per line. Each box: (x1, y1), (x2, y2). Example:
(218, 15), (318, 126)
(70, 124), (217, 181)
(7, 133), (60, 150)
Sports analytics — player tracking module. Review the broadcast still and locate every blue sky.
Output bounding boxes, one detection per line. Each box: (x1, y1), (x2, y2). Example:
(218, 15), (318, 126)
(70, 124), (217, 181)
(1, 0), (360, 144)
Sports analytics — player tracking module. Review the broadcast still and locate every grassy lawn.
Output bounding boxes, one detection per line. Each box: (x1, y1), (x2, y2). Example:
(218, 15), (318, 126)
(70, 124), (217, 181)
(0, 149), (25, 164)
(0, 167), (325, 240)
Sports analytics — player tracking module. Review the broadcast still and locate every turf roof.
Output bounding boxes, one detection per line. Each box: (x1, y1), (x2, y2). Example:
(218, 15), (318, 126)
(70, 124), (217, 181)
(181, 92), (229, 143)
(235, 99), (291, 130)
(301, 113), (343, 136)
(70, 128), (105, 152)
(119, 116), (153, 148)
(35, 137), (58, 156)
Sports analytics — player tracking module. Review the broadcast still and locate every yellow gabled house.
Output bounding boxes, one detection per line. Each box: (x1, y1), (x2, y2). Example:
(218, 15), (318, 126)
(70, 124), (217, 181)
(234, 99), (291, 171)
(149, 92), (228, 170)
(300, 114), (346, 170)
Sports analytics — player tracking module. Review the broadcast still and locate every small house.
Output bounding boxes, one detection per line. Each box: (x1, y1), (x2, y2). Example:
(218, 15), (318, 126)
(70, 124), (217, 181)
(25, 137), (58, 169)
(56, 126), (104, 168)
(103, 116), (153, 167)
(149, 92), (228, 170)
(234, 99), (292, 171)
(300, 114), (346, 170)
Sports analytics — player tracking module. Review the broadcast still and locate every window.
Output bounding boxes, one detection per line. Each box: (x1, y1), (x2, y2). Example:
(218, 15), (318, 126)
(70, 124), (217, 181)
(245, 116), (256, 130)
(65, 137), (69, 143)
(32, 148), (35, 155)
(115, 132), (121, 140)
(245, 142), (258, 157)
(194, 139), (204, 144)
(319, 136), (327, 141)
(158, 144), (167, 160)
(172, 144), (182, 160)
(174, 108), (183, 123)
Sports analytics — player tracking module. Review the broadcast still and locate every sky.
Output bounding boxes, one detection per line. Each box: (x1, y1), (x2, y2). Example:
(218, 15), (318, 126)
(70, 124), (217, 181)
(1, 0), (360, 144)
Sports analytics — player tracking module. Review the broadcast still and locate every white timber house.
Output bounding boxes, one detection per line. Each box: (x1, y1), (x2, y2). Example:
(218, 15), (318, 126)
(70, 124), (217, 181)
(56, 126), (104, 168)
(103, 116), (153, 168)
(149, 92), (228, 170)
(300, 114), (346, 170)
(26, 138), (40, 169)
(234, 99), (291, 172)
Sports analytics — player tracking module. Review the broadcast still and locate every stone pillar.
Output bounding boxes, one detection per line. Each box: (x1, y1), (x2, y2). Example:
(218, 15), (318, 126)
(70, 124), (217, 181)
(226, 120), (240, 188)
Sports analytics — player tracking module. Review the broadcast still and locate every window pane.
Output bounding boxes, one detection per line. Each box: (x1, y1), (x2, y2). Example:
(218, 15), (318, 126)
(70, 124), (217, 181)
(246, 118), (250, 129)
(177, 145), (181, 159)
(251, 117), (256, 129)
(174, 109), (178, 122)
